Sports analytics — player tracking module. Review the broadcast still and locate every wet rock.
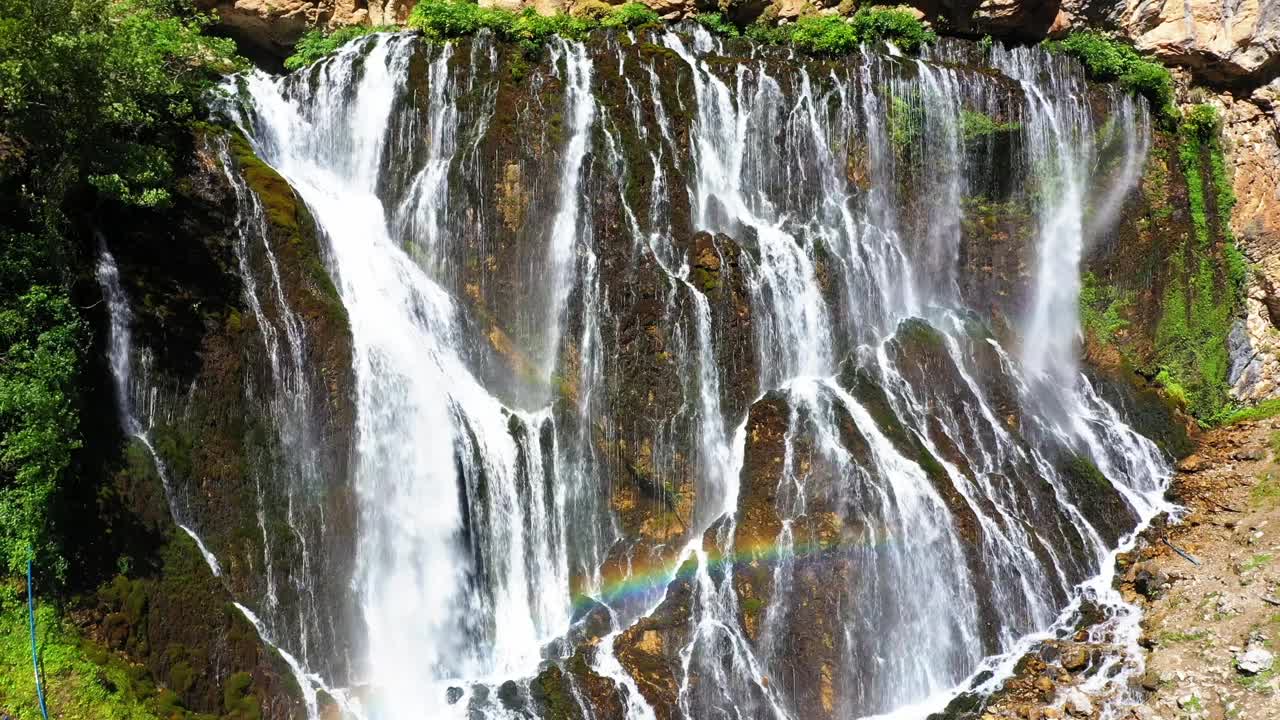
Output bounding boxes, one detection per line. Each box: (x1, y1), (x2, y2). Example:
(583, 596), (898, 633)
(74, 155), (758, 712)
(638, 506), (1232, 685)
(1061, 645), (1089, 672)
(1063, 689), (1093, 717)
(1127, 707), (1154, 720)
(1035, 674), (1055, 699)
(1235, 645), (1275, 674)
(497, 679), (525, 710)
(447, 686), (465, 705)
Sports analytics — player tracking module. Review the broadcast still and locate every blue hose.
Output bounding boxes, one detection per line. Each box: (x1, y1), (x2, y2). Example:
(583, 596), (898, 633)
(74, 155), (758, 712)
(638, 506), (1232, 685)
(27, 558), (50, 720)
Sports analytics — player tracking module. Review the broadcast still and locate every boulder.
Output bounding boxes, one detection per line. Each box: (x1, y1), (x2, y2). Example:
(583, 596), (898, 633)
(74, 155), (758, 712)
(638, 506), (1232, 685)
(1063, 689), (1093, 717)
(1236, 645), (1276, 674)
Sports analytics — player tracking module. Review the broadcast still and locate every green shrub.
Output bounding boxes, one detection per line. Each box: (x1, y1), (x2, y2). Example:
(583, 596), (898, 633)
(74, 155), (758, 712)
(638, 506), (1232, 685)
(1217, 398), (1280, 426)
(284, 25), (395, 70)
(408, 0), (515, 40)
(599, 2), (660, 29)
(790, 15), (860, 55)
(846, 6), (936, 54)
(1078, 271), (1132, 344)
(1154, 369), (1189, 408)
(1046, 31), (1177, 125)
(695, 11), (739, 37)
(408, 1), (652, 54)
(744, 20), (793, 45)
(1182, 103), (1221, 140)
(789, 7), (934, 56)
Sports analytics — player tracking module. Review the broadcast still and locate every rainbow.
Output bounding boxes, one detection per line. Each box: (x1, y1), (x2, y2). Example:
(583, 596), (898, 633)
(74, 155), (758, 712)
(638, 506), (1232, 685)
(570, 528), (907, 615)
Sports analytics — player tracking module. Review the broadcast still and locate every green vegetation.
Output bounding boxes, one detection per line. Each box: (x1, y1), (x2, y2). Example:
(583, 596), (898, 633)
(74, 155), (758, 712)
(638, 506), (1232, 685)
(888, 93), (922, 151)
(695, 12), (739, 38)
(1158, 629), (1209, 644)
(407, 0), (656, 55)
(222, 672), (260, 720)
(1241, 553), (1273, 572)
(284, 25), (395, 70)
(1251, 473), (1280, 508)
(1079, 271), (1133, 344)
(0, 585), (212, 719)
(788, 7), (936, 56)
(1044, 31), (1177, 126)
(1151, 105), (1247, 423)
(1218, 398), (1280, 426)
(0, 0), (241, 578)
(403, 2), (933, 57)
(959, 109), (1020, 141)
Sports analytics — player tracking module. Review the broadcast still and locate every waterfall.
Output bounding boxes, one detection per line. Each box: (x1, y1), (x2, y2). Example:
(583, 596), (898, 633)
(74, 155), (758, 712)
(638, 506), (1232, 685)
(157, 25), (1183, 720)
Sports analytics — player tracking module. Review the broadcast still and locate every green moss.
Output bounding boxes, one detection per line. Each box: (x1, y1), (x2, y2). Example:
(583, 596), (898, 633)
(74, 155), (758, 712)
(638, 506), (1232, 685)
(1251, 473), (1280, 509)
(1150, 108), (1245, 423)
(226, 132), (347, 323)
(888, 93), (922, 152)
(1079, 271), (1133, 345)
(1062, 455), (1111, 493)
(532, 666), (582, 720)
(222, 671), (260, 720)
(959, 109), (1019, 141)
(0, 584), (210, 719)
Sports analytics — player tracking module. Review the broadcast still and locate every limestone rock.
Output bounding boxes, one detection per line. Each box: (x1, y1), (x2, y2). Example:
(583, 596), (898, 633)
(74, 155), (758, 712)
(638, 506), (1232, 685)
(1064, 0), (1280, 86)
(1219, 80), (1280, 403)
(197, 0), (417, 58)
(1063, 688), (1093, 717)
(1236, 645), (1276, 674)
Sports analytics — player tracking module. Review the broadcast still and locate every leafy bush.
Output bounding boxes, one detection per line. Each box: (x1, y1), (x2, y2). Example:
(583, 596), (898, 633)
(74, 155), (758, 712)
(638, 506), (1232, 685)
(1045, 32), (1177, 125)
(846, 6), (936, 53)
(781, 7), (935, 56)
(284, 25), (394, 70)
(1, 0), (240, 578)
(599, 2), (660, 29)
(409, 0), (514, 40)
(695, 11), (740, 37)
(744, 20), (793, 45)
(408, 0), (651, 54)
(790, 15), (861, 55)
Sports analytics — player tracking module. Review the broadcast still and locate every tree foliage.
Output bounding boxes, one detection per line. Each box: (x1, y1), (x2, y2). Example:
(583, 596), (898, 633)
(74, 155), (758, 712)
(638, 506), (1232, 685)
(0, 0), (239, 577)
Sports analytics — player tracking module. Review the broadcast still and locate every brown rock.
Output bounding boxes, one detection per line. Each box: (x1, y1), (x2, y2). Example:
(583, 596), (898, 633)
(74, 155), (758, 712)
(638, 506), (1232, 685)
(1061, 645), (1089, 672)
(1177, 454), (1207, 473)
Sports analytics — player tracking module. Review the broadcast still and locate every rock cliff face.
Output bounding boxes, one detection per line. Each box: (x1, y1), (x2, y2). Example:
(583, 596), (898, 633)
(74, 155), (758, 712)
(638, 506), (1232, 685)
(1063, 0), (1279, 86)
(80, 3), (1280, 718)
(82, 124), (357, 718)
(197, 0), (416, 56)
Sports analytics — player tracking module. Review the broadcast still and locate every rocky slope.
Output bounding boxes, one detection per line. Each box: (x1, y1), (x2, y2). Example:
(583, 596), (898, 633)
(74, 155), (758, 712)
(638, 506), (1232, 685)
(970, 415), (1280, 720)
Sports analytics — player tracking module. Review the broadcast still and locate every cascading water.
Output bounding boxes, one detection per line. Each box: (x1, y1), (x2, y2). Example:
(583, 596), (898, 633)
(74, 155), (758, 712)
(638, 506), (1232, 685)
(92, 23), (1180, 720)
